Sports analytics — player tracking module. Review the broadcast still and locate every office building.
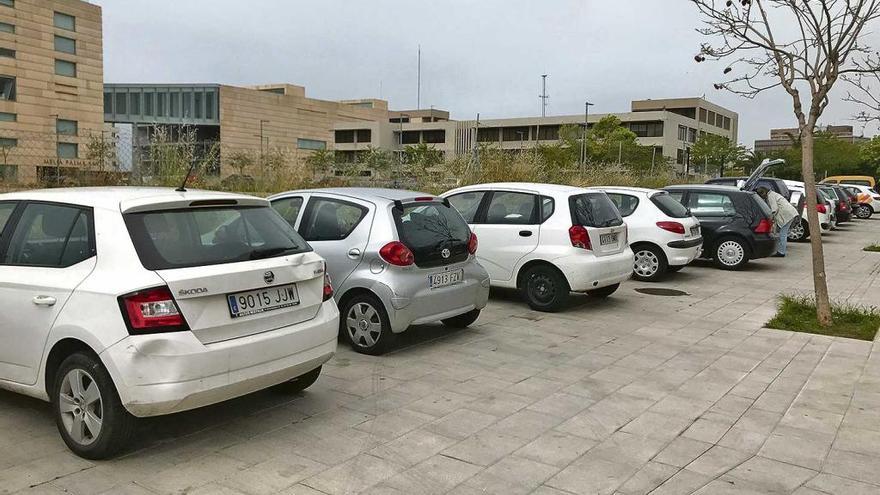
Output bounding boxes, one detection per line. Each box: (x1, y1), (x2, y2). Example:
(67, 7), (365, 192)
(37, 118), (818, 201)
(754, 125), (869, 153)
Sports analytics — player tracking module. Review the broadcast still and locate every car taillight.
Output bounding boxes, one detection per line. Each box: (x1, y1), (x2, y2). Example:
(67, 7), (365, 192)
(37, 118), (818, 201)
(467, 232), (478, 255)
(816, 203), (827, 214)
(569, 225), (592, 250)
(837, 200), (848, 211)
(754, 218), (773, 234)
(323, 271), (334, 302)
(119, 286), (187, 333)
(379, 241), (415, 266)
(656, 221), (685, 234)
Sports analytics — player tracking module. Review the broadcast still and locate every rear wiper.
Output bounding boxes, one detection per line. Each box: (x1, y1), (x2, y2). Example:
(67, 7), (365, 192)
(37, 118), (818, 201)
(249, 246), (298, 260)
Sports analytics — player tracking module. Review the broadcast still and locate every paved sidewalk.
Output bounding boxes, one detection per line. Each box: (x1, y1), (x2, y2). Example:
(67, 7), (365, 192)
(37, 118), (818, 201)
(1, 220), (880, 494)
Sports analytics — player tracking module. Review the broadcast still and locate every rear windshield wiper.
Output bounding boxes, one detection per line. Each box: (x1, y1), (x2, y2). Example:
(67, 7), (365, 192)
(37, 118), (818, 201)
(249, 246), (299, 260)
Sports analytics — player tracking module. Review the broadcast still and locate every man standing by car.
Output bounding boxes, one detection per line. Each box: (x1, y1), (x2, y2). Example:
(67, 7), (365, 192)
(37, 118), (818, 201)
(757, 187), (799, 257)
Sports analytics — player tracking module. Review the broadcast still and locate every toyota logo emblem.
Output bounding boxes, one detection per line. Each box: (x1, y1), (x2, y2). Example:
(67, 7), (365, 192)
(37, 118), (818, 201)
(441, 248), (451, 259)
(263, 271), (275, 284)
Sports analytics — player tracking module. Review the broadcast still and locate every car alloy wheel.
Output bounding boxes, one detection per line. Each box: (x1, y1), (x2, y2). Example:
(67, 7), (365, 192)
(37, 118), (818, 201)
(59, 368), (103, 447)
(788, 220), (805, 241)
(717, 240), (745, 267)
(856, 205), (872, 219)
(346, 302), (383, 349)
(633, 249), (660, 278)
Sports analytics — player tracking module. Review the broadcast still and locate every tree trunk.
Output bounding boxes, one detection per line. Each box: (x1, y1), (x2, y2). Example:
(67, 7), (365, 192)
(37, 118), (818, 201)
(801, 129), (833, 326)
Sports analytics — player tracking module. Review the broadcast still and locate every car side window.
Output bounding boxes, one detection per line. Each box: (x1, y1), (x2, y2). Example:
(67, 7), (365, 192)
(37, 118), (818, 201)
(687, 193), (735, 217)
(447, 191), (486, 223)
(4, 203), (93, 267)
(540, 196), (555, 222)
(485, 191), (536, 225)
(300, 197), (367, 241)
(605, 193), (639, 217)
(271, 196), (304, 228)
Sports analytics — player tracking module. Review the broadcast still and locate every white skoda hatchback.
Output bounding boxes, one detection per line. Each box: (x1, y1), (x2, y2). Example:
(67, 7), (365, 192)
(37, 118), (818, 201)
(0, 188), (338, 459)
(442, 183), (633, 312)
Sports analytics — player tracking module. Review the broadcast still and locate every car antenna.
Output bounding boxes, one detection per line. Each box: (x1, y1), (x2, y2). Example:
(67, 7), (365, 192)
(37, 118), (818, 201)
(176, 160), (198, 192)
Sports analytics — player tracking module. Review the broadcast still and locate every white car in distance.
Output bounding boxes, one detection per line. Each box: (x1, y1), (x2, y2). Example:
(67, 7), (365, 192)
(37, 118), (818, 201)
(591, 187), (702, 281)
(0, 188), (338, 459)
(443, 183), (633, 312)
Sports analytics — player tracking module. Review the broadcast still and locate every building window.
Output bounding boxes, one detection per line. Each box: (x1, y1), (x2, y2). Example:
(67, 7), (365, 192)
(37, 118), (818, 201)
(630, 122), (663, 138)
(0, 76), (13, 101)
(57, 142), (77, 159)
(477, 127), (499, 142)
(335, 130), (354, 143)
(205, 91), (215, 119)
(699, 108), (707, 123)
(677, 125), (688, 142)
(401, 131), (420, 144)
(55, 59), (76, 77)
(0, 47), (13, 58)
(194, 92), (203, 118)
(115, 92), (127, 114)
(502, 126), (530, 142)
(182, 92), (192, 118)
(687, 127), (697, 143)
(423, 129), (445, 144)
(54, 35), (75, 54)
(707, 110), (717, 127)
(389, 117), (410, 124)
(0, 164), (16, 181)
(0, 112), (14, 122)
(0, 22), (14, 33)
(297, 138), (326, 150)
(130, 93), (140, 115)
(143, 93), (153, 116)
(103, 92), (112, 113)
(157, 92), (166, 117)
(356, 129), (371, 143)
(538, 125), (560, 140)
(0, 137), (17, 147)
(0, 0), (13, 7)
(54, 12), (75, 31)
(170, 92), (179, 117)
(56, 119), (77, 136)
(723, 116), (731, 130)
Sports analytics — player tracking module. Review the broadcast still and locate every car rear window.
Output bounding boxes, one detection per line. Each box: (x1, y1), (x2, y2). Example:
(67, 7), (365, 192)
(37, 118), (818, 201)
(650, 192), (690, 218)
(125, 206), (310, 270)
(392, 201), (471, 268)
(569, 193), (623, 227)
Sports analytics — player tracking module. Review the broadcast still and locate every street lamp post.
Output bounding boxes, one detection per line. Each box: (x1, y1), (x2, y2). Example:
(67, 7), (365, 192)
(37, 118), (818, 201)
(396, 114), (409, 188)
(581, 101), (594, 174)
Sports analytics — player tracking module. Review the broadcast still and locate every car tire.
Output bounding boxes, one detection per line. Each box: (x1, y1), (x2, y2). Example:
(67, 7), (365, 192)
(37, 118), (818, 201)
(631, 244), (668, 282)
(52, 352), (136, 460)
(520, 265), (570, 312)
(441, 309), (481, 328)
(587, 283), (620, 298)
(712, 236), (750, 270)
(856, 204), (872, 219)
(276, 366), (322, 394)
(788, 218), (808, 242)
(340, 293), (394, 355)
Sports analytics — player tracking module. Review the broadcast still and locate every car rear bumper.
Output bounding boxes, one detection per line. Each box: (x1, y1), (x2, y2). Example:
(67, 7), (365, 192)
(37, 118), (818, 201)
(752, 235), (778, 259)
(102, 300), (339, 417)
(379, 260), (491, 333)
(665, 237), (703, 266)
(556, 248), (633, 292)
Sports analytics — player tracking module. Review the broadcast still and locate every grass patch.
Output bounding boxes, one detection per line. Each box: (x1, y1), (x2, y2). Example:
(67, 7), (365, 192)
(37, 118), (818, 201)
(864, 244), (880, 252)
(766, 295), (880, 341)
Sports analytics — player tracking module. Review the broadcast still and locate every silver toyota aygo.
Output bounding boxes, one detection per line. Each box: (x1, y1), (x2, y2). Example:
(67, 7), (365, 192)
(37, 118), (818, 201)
(269, 188), (491, 355)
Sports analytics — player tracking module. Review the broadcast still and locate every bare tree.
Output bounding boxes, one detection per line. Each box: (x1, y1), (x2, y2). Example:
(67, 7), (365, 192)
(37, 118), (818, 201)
(691, 0), (880, 326)
(845, 53), (880, 125)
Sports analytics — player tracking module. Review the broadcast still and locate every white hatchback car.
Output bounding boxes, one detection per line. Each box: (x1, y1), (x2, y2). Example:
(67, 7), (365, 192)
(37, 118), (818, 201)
(591, 187), (702, 281)
(0, 188), (338, 459)
(443, 183), (633, 312)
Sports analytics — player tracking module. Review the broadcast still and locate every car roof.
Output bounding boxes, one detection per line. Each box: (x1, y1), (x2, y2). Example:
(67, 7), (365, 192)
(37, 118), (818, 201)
(665, 184), (752, 194)
(0, 187), (264, 211)
(588, 186), (660, 195)
(444, 182), (587, 196)
(270, 187), (433, 203)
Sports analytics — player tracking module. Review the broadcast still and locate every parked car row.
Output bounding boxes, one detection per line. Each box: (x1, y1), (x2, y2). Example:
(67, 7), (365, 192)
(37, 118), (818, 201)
(0, 162), (866, 459)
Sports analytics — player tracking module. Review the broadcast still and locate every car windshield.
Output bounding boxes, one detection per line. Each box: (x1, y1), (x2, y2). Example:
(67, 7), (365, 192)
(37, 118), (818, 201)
(569, 193), (623, 227)
(650, 192), (690, 218)
(125, 206), (310, 270)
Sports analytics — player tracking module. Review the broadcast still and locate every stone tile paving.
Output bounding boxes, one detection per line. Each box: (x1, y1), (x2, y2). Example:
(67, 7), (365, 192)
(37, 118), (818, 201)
(1, 220), (880, 494)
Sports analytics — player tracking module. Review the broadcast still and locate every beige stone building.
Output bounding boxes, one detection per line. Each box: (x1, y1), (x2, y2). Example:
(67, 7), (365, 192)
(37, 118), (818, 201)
(0, 0), (103, 183)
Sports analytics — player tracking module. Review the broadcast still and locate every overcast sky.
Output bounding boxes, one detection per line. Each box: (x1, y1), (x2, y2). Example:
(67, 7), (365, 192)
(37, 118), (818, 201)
(93, 0), (879, 147)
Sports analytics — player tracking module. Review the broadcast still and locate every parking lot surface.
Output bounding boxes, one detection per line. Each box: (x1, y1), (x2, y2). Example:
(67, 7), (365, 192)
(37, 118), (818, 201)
(2, 221), (880, 495)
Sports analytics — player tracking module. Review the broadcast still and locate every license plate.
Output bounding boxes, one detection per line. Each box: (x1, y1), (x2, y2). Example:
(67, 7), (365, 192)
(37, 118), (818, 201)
(227, 284), (299, 319)
(429, 268), (464, 289)
(600, 233), (618, 246)
(690, 226), (700, 237)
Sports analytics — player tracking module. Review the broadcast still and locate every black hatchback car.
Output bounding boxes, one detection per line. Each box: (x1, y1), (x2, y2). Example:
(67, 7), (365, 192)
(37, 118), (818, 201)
(705, 176), (792, 201)
(663, 185), (778, 270)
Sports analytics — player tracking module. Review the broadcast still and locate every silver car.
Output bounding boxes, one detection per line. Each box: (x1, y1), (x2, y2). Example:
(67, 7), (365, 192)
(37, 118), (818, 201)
(269, 188), (490, 355)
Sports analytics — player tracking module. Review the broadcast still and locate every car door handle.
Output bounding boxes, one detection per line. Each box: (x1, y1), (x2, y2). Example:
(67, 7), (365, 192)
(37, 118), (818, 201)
(519, 230), (533, 237)
(347, 248), (362, 259)
(32, 295), (57, 307)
